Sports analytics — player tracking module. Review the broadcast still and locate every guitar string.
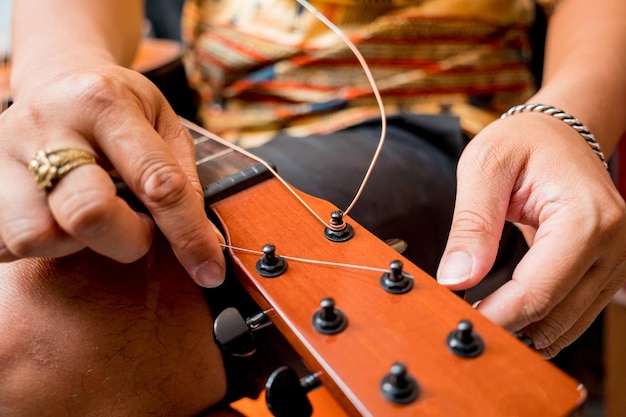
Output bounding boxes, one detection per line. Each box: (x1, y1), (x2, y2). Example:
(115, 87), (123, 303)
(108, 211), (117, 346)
(0, 4), (397, 274)
(292, 0), (387, 218)
(189, 0), (387, 232)
(186, 1), (401, 274)
(219, 243), (394, 275)
(183, 130), (403, 274)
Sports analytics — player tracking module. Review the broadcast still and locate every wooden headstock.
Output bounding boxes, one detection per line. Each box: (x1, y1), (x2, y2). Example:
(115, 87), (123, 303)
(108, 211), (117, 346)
(185, 119), (587, 417)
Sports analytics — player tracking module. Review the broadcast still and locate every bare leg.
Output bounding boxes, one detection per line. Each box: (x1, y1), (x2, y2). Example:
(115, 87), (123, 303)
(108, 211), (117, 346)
(0, 231), (226, 416)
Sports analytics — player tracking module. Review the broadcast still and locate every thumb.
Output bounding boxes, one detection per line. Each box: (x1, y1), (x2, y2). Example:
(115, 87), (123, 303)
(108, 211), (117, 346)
(436, 146), (517, 290)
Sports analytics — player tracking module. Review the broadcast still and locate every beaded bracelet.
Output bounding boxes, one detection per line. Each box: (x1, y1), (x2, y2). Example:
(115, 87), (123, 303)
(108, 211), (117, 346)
(500, 104), (608, 170)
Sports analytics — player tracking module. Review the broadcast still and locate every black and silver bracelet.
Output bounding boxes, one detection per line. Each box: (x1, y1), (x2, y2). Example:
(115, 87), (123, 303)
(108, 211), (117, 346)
(500, 103), (608, 170)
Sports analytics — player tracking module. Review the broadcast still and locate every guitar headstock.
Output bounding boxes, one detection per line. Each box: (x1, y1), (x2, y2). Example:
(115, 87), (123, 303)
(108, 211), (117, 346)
(182, 119), (587, 416)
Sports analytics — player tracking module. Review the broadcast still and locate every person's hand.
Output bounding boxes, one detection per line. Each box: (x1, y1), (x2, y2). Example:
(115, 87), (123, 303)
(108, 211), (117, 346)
(0, 65), (226, 288)
(436, 112), (626, 358)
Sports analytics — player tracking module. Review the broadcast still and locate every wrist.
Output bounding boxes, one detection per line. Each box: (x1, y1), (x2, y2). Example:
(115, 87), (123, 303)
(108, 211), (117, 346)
(500, 103), (608, 170)
(529, 82), (626, 157)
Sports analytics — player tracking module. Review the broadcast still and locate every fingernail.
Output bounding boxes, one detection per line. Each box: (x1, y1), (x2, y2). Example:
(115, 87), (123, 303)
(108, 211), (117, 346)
(194, 260), (225, 288)
(437, 251), (473, 286)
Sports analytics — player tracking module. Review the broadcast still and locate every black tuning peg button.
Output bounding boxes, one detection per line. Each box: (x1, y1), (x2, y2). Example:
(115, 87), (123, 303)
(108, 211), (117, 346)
(256, 244), (288, 277)
(446, 319), (484, 358)
(380, 362), (419, 404)
(512, 331), (535, 349)
(312, 297), (348, 335)
(380, 260), (413, 294)
(323, 210), (354, 242)
(213, 307), (272, 357)
(265, 366), (321, 417)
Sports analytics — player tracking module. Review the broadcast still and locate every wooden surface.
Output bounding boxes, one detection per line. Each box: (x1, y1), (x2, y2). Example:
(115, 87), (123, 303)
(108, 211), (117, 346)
(232, 387), (349, 417)
(131, 38), (182, 74)
(0, 37), (181, 108)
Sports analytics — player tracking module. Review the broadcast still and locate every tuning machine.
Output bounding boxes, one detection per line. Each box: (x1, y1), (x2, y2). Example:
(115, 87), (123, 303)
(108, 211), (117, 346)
(312, 297), (348, 335)
(380, 260), (413, 294)
(380, 362), (419, 404)
(323, 210), (354, 242)
(446, 319), (484, 358)
(265, 366), (321, 417)
(213, 307), (272, 357)
(256, 243), (288, 277)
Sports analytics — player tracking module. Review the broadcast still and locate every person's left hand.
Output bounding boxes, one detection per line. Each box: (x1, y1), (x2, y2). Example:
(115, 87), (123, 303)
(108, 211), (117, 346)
(436, 112), (626, 358)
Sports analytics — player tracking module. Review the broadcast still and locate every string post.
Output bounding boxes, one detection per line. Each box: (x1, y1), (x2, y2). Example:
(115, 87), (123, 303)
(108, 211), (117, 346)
(328, 210), (347, 231)
(323, 211), (354, 242)
(380, 260), (414, 294)
(256, 244), (288, 277)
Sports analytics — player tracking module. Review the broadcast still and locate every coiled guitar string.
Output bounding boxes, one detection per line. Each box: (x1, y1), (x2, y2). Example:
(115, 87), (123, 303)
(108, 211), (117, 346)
(195, 0), (387, 232)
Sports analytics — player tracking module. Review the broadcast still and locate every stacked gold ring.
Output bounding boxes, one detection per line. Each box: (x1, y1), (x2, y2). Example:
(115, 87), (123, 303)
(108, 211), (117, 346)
(29, 148), (97, 192)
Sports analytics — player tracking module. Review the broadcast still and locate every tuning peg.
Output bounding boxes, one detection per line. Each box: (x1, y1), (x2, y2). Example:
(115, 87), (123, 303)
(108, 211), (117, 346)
(213, 307), (272, 357)
(380, 260), (414, 294)
(312, 297), (348, 335)
(256, 244), (288, 277)
(265, 366), (321, 417)
(323, 210), (354, 242)
(380, 362), (419, 404)
(446, 319), (484, 358)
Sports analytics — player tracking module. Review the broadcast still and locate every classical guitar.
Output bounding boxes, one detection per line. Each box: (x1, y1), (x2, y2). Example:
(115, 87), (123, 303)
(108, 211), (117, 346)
(177, 118), (586, 417)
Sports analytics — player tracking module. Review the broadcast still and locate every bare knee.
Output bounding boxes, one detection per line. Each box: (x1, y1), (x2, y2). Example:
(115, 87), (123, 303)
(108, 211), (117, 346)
(0, 242), (226, 416)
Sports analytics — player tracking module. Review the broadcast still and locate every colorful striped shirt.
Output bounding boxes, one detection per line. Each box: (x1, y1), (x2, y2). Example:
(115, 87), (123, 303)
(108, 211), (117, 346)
(181, 0), (559, 146)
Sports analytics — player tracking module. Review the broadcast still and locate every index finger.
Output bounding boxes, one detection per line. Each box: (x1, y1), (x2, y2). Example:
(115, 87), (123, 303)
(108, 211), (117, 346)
(475, 218), (592, 331)
(98, 109), (226, 288)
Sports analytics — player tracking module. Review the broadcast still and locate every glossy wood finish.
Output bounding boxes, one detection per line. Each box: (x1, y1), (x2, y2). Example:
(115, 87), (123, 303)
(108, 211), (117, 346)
(232, 387), (349, 417)
(209, 176), (585, 417)
(0, 38), (181, 111)
(131, 38), (182, 74)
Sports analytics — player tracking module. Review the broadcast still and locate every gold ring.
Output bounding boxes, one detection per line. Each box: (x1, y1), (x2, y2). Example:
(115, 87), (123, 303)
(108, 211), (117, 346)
(29, 148), (97, 192)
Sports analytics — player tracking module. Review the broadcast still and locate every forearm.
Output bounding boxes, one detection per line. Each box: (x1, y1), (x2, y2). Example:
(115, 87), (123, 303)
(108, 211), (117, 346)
(10, 0), (144, 96)
(529, 0), (626, 156)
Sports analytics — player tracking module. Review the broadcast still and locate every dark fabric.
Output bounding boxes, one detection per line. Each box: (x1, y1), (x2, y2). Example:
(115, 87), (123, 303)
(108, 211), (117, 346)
(145, 0), (185, 40)
(142, 57), (199, 122)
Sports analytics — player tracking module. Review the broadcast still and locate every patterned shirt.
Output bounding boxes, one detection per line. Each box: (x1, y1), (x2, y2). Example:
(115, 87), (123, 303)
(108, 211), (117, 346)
(182, 0), (559, 146)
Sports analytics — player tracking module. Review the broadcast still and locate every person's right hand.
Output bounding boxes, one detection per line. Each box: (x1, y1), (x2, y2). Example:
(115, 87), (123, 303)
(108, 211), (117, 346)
(0, 64), (226, 288)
